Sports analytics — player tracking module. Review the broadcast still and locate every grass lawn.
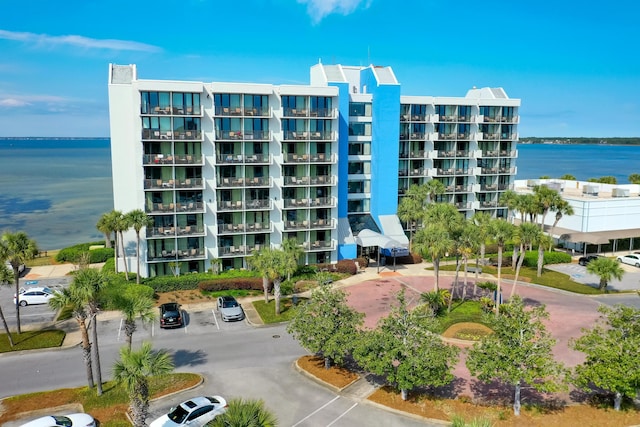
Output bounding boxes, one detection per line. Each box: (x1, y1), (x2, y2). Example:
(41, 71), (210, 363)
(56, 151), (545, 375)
(0, 329), (65, 353)
(252, 297), (305, 323)
(436, 299), (490, 332)
(438, 264), (604, 295)
(25, 250), (60, 267)
(0, 373), (201, 426)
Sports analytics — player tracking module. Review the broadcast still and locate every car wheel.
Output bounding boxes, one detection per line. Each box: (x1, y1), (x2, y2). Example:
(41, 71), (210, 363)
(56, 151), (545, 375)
(19, 300), (28, 307)
(636, 263), (640, 268)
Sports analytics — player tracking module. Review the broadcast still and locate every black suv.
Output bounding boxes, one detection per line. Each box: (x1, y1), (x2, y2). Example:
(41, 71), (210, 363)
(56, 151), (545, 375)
(578, 254), (601, 266)
(159, 303), (183, 328)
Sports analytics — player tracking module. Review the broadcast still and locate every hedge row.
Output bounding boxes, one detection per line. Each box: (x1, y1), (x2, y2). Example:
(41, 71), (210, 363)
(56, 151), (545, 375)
(494, 250), (572, 267)
(56, 241), (114, 263)
(198, 277), (264, 292)
(144, 269), (260, 293)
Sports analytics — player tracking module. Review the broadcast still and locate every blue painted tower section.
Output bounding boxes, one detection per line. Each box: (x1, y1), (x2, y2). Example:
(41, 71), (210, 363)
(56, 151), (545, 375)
(360, 68), (401, 225)
(330, 80), (357, 260)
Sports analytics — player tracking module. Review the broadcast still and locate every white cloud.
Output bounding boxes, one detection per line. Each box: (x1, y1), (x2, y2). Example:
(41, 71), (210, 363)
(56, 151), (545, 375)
(298, 0), (370, 23)
(0, 29), (161, 53)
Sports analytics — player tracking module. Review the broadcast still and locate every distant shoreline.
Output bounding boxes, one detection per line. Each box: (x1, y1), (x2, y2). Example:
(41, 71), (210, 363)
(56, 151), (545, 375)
(0, 137), (109, 140)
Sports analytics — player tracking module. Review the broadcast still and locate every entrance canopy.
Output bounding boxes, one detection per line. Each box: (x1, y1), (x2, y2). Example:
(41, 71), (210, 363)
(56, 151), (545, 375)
(355, 229), (410, 257)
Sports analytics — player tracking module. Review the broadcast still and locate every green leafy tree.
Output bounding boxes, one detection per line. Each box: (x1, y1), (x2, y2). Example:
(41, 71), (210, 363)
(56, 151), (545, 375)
(397, 184), (430, 251)
(114, 293), (156, 350)
(559, 174), (576, 180)
(570, 305), (640, 411)
(126, 209), (153, 284)
(420, 289), (450, 316)
(247, 247), (295, 315)
(533, 185), (565, 231)
(0, 231), (38, 334)
(456, 222), (479, 303)
(113, 342), (174, 427)
(424, 178), (446, 203)
(423, 202), (462, 231)
(281, 238), (304, 281)
(466, 296), (566, 416)
(586, 257), (624, 291)
(247, 247), (272, 303)
(488, 219), (514, 315)
(209, 398), (277, 427)
(287, 285), (364, 369)
(49, 287), (94, 388)
(472, 212), (492, 288)
(628, 173), (640, 184)
(74, 267), (108, 395)
(353, 290), (459, 400)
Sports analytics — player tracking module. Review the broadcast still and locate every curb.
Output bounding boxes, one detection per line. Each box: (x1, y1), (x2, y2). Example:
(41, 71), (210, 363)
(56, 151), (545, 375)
(293, 358), (359, 394)
(149, 375), (205, 403)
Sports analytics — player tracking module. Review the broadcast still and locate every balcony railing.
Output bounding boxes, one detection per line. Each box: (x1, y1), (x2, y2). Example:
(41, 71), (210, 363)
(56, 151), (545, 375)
(283, 218), (335, 230)
(283, 197), (334, 209)
(143, 130), (202, 140)
(217, 177), (271, 188)
(143, 105), (202, 116)
(146, 201), (205, 214)
(217, 199), (271, 211)
(482, 150), (500, 157)
(433, 168), (456, 176)
(480, 167), (499, 175)
(479, 201), (498, 208)
(439, 115), (457, 122)
(144, 178), (204, 190)
(483, 116), (501, 123)
(215, 130), (270, 141)
(454, 202), (473, 210)
(283, 175), (335, 185)
(147, 247), (206, 262)
(283, 152), (334, 163)
(499, 150), (517, 158)
(283, 108), (310, 117)
(144, 154), (204, 165)
(146, 225), (205, 238)
(283, 131), (310, 141)
(218, 222), (270, 234)
(409, 168), (425, 177)
(309, 130), (334, 140)
(435, 150), (457, 158)
(438, 133), (457, 140)
(498, 167), (516, 174)
(216, 153), (271, 164)
(302, 240), (336, 251)
(219, 244), (268, 257)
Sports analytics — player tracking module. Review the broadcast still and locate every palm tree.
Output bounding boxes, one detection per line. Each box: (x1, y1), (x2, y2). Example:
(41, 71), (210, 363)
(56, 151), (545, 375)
(397, 186), (426, 252)
(560, 174), (576, 180)
(536, 233), (553, 278)
(113, 210), (130, 280)
(1, 231), (38, 334)
(489, 219), (514, 315)
(281, 238), (304, 281)
(0, 263), (15, 347)
(519, 193), (540, 223)
(587, 257), (625, 291)
(413, 223), (452, 292)
(499, 189), (520, 224)
(510, 222), (541, 298)
(472, 211), (492, 275)
(113, 342), (174, 427)
(126, 209), (153, 284)
(549, 199), (574, 239)
(457, 222), (479, 303)
(533, 185), (564, 231)
(49, 287), (94, 388)
(210, 398), (277, 427)
(424, 179), (446, 202)
(74, 267), (107, 395)
(96, 210), (118, 249)
(423, 202), (462, 231)
(114, 293), (156, 350)
(246, 247), (272, 303)
(629, 173), (640, 184)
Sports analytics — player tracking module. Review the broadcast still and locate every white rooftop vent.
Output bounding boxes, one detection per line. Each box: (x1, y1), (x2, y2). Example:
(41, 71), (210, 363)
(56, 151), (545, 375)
(583, 184), (599, 196)
(527, 179), (540, 188)
(544, 182), (563, 192)
(612, 188), (630, 198)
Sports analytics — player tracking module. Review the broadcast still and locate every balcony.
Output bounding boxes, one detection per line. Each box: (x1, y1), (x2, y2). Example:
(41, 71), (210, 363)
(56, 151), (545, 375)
(216, 130), (270, 141)
(409, 132), (425, 140)
(481, 150), (500, 157)
(439, 115), (457, 122)
(483, 116), (501, 123)
(216, 153), (271, 164)
(411, 114), (426, 122)
(454, 202), (473, 210)
(480, 184), (499, 191)
(147, 225), (205, 238)
(498, 167), (516, 174)
(218, 222), (271, 234)
(218, 177), (271, 188)
(283, 108), (310, 118)
(283, 218), (335, 230)
(144, 178), (204, 190)
(283, 131), (310, 141)
(479, 201), (498, 208)
(219, 243), (267, 257)
(309, 130), (334, 140)
(434, 150), (457, 158)
(310, 108), (336, 118)
(142, 130), (201, 141)
(173, 131), (202, 140)
(302, 240), (336, 251)
(284, 175), (335, 186)
(143, 154), (204, 165)
(243, 107), (270, 117)
(432, 168), (456, 176)
(283, 197), (334, 209)
(480, 167), (499, 175)
(438, 133), (457, 140)
(457, 133), (469, 140)
(283, 152), (334, 164)
(147, 247), (206, 262)
(214, 106), (270, 116)
(146, 202), (205, 214)
(409, 168), (425, 177)
(499, 150), (518, 158)
(455, 150), (470, 157)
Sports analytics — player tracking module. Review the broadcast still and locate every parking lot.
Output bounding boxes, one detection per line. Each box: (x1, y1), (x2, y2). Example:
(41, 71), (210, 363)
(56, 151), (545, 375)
(545, 260), (640, 291)
(0, 277), (71, 329)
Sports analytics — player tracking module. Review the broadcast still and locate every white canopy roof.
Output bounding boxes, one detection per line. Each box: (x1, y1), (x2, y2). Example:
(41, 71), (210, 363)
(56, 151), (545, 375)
(355, 229), (406, 249)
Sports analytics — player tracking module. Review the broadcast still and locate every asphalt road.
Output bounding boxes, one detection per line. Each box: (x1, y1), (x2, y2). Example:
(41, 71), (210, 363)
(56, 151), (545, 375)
(0, 310), (434, 427)
(0, 277), (71, 329)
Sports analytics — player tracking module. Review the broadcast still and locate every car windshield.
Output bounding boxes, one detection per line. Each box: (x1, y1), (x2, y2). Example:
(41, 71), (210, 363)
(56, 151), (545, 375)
(168, 405), (189, 423)
(51, 416), (72, 427)
(223, 301), (238, 308)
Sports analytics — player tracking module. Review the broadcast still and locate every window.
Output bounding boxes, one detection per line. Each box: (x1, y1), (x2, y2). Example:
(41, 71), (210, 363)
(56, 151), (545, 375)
(349, 122), (371, 136)
(349, 102), (372, 117)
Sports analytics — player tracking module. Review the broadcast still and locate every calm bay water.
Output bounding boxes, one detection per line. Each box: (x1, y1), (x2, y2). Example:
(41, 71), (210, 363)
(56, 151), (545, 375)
(0, 139), (637, 250)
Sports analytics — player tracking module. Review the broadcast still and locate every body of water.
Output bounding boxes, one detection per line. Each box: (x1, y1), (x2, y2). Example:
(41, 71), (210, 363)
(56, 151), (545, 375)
(0, 139), (638, 250)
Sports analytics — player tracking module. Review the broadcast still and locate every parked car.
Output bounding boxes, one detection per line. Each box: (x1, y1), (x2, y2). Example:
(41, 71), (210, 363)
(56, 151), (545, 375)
(13, 286), (58, 306)
(159, 302), (183, 328)
(4, 260), (26, 275)
(617, 254), (640, 267)
(149, 395), (227, 427)
(19, 413), (96, 427)
(578, 254), (602, 266)
(217, 296), (245, 322)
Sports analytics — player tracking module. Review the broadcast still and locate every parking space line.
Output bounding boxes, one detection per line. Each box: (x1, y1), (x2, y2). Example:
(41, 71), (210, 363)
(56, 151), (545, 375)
(182, 310), (188, 334)
(326, 402), (357, 427)
(117, 318), (123, 341)
(151, 322), (155, 337)
(212, 309), (220, 330)
(292, 396), (340, 427)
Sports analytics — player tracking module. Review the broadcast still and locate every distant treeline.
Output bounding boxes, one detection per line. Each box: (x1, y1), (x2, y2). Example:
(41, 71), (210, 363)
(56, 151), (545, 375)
(521, 137), (640, 145)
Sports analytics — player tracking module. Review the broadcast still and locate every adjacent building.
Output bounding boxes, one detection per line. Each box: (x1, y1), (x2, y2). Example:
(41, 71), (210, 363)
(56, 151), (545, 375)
(108, 63), (520, 277)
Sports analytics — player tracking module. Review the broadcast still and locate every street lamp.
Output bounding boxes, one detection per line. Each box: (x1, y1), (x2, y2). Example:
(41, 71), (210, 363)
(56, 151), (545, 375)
(392, 247), (397, 272)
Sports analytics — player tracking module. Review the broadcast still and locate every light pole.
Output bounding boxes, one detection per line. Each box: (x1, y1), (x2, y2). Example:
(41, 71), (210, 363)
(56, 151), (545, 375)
(392, 247), (397, 272)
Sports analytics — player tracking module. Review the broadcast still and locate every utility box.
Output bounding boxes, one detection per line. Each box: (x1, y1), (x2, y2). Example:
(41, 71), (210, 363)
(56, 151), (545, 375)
(612, 188), (630, 197)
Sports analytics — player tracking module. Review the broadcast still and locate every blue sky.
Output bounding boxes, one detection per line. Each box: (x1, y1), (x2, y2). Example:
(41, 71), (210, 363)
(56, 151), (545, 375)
(0, 0), (638, 138)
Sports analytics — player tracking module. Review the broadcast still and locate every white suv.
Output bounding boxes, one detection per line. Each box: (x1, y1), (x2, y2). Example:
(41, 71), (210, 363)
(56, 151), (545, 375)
(617, 254), (640, 267)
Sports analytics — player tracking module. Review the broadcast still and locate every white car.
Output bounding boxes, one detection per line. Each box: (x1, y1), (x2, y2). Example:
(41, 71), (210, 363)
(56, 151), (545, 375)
(150, 396), (227, 427)
(217, 296), (245, 322)
(19, 413), (96, 427)
(13, 286), (58, 306)
(617, 254), (640, 267)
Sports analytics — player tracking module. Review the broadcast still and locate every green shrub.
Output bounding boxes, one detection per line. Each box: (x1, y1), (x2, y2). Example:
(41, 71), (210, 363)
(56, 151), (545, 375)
(503, 250), (571, 267)
(101, 258), (115, 273)
(335, 259), (357, 275)
(56, 241), (114, 263)
(280, 279), (295, 295)
(99, 282), (154, 310)
(395, 252), (423, 264)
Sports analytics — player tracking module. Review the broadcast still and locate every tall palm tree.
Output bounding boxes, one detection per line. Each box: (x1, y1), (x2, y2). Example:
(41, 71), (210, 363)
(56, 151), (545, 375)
(536, 233), (553, 277)
(533, 185), (564, 231)
(0, 263), (15, 347)
(510, 222), (541, 298)
(519, 193), (539, 223)
(49, 287), (94, 388)
(1, 231), (38, 334)
(126, 209), (153, 284)
(472, 211), (492, 279)
(281, 238), (304, 281)
(457, 222), (479, 303)
(587, 257), (625, 291)
(74, 267), (107, 395)
(489, 219), (514, 315)
(96, 210), (118, 249)
(114, 293), (156, 350)
(549, 199), (574, 239)
(246, 248), (272, 303)
(112, 210), (130, 280)
(113, 342), (174, 427)
(413, 223), (452, 292)
(499, 189), (521, 224)
(210, 398), (277, 427)
(424, 179), (446, 203)
(423, 202), (462, 231)
(397, 186), (425, 252)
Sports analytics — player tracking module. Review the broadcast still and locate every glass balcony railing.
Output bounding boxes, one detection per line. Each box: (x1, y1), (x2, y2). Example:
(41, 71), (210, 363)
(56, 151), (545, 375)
(143, 154), (203, 165)
(144, 178), (204, 190)
(283, 218), (335, 230)
(146, 201), (205, 214)
(218, 222), (270, 234)
(283, 175), (335, 185)
(215, 130), (270, 140)
(216, 153), (271, 164)
(302, 240), (336, 251)
(283, 197), (334, 209)
(147, 247), (205, 262)
(217, 199), (271, 211)
(146, 225), (205, 238)
(217, 177), (271, 188)
(144, 105), (202, 116)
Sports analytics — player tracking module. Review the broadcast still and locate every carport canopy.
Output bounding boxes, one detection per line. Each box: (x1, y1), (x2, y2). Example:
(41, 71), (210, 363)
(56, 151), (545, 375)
(355, 229), (406, 249)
